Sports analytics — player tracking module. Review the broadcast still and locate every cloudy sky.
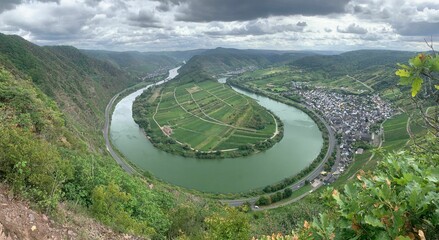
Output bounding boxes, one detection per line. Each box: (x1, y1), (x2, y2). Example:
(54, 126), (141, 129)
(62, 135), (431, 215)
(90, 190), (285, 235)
(0, 0), (438, 52)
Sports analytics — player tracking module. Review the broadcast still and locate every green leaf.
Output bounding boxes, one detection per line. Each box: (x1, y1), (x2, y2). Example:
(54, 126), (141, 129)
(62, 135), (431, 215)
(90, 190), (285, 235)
(435, 85), (439, 90)
(364, 215), (385, 228)
(344, 182), (357, 198)
(411, 77), (423, 97)
(410, 54), (423, 67)
(395, 69), (410, 77)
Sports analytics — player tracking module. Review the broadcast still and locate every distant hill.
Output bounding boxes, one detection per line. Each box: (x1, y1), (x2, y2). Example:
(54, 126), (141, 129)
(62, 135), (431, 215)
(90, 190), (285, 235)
(176, 47), (315, 82)
(0, 33), (139, 149)
(82, 49), (205, 78)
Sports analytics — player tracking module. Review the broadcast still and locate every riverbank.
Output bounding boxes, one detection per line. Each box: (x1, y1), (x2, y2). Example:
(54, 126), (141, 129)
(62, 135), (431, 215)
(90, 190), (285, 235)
(217, 82), (336, 207)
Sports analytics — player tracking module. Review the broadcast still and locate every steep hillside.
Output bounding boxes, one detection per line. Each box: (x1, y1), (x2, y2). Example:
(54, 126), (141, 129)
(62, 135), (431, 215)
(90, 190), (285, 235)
(0, 33), (139, 150)
(0, 36), (247, 239)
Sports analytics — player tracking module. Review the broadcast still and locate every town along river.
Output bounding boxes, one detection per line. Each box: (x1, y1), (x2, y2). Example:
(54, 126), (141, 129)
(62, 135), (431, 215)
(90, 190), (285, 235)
(110, 67), (323, 193)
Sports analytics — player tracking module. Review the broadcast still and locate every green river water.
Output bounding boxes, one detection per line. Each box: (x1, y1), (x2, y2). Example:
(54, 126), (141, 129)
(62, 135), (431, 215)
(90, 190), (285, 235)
(110, 67), (323, 193)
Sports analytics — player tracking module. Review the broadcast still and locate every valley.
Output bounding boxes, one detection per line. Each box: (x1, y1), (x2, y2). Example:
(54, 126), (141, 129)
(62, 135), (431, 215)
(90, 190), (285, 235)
(0, 31), (437, 239)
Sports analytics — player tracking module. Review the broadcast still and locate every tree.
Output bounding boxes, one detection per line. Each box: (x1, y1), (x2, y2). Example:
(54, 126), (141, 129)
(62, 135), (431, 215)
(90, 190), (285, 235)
(205, 207), (251, 240)
(256, 196), (271, 206)
(283, 188), (293, 198)
(395, 50), (439, 136)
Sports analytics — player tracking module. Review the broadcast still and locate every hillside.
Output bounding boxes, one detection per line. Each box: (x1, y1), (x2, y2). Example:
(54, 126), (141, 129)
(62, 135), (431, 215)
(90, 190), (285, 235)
(0, 35), (253, 239)
(0, 64), (180, 238)
(290, 50), (416, 92)
(0, 33), (139, 149)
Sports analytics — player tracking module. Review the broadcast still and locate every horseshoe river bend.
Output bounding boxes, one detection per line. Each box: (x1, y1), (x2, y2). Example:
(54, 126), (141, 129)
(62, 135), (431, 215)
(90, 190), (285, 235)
(109, 67), (323, 193)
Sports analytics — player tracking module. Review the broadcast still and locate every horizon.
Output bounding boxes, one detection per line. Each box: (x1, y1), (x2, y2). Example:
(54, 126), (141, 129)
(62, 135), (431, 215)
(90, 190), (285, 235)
(0, 0), (438, 52)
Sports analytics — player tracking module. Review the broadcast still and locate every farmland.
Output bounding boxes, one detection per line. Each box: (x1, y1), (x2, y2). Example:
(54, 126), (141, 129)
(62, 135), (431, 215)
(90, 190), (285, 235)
(230, 66), (374, 96)
(133, 79), (281, 158)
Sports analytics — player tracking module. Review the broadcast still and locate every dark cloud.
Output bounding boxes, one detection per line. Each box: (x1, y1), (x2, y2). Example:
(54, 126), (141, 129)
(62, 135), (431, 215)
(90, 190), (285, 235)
(0, 0), (60, 13)
(395, 22), (439, 36)
(156, 2), (171, 12)
(128, 10), (162, 28)
(0, 0), (22, 13)
(156, 0), (350, 22)
(337, 23), (367, 34)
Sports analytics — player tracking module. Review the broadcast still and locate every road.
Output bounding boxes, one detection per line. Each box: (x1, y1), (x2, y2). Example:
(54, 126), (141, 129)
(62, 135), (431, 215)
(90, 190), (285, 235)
(221, 104), (337, 210)
(103, 91), (137, 175)
(103, 66), (181, 175)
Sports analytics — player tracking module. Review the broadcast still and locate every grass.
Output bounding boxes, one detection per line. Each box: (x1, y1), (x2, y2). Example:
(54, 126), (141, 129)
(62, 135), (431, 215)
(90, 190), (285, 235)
(147, 80), (278, 151)
(382, 113), (410, 151)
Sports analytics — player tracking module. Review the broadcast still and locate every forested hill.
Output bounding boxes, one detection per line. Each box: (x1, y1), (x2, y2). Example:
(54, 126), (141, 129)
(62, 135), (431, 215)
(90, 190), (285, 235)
(82, 49), (196, 78)
(82, 49), (206, 70)
(0, 33), (139, 149)
(178, 47), (313, 76)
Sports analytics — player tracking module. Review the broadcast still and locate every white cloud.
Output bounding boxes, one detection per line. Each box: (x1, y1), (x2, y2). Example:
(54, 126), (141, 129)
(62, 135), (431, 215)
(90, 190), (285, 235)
(0, 0), (435, 51)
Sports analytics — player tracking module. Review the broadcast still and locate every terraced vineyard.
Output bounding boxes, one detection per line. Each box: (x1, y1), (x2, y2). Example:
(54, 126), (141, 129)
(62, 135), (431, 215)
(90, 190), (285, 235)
(134, 80), (280, 155)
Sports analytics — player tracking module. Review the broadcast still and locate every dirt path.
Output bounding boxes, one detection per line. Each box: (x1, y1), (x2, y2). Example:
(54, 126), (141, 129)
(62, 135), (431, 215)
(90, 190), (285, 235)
(173, 88), (253, 131)
(346, 75), (374, 92)
(268, 111), (279, 139)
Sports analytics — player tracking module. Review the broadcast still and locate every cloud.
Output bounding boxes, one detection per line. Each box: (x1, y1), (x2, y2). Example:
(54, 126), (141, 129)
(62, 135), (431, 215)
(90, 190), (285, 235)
(128, 9), (162, 28)
(337, 23), (367, 34)
(0, 0), (60, 13)
(0, 0), (434, 52)
(1, 1), (93, 39)
(346, 0), (439, 36)
(395, 21), (439, 36)
(156, 0), (350, 22)
(0, 0), (21, 13)
(205, 19), (306, 36)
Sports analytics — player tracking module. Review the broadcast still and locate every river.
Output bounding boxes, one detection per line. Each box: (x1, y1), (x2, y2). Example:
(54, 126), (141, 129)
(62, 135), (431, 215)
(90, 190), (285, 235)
(110, 67), (323, 193)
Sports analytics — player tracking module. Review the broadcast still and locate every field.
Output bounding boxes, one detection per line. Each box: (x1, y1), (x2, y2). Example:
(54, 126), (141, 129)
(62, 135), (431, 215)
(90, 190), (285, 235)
(230, 66), (373, 95)
(145, 80), (277, 152)
(381, 113), (410, 151)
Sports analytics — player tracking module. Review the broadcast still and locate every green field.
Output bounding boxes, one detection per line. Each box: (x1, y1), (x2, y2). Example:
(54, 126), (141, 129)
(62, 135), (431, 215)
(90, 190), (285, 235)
(139, 80), (278, 152)
(382, 113), (410, 151)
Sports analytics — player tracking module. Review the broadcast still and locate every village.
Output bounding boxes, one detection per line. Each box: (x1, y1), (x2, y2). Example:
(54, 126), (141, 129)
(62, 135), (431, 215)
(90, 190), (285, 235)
(288, 82), (395, 185)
